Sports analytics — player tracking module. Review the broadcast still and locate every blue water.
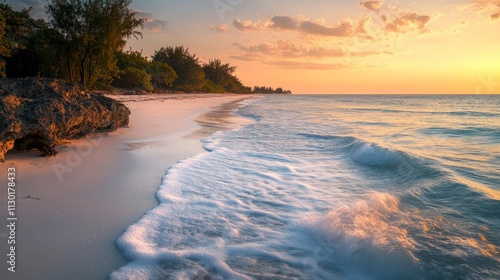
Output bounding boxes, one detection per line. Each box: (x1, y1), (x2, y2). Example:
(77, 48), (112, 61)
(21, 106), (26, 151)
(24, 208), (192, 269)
(111, 95), (500, 280)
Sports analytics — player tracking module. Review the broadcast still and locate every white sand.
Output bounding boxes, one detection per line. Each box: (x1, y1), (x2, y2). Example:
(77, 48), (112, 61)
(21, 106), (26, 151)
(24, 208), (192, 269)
(0, 94), (251, 280)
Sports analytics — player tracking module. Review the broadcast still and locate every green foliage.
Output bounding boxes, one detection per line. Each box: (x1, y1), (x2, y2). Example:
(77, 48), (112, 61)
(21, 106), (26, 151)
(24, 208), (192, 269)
(202, 58), (254, 93)
(6, 19), (66, 78)
(148, 60), (177, 88)
(115, 50), (149, 70)
(152, 46), (206, 91)
(90, 81), (115, 92)
(202, 80), (225, 93)
(0, 3), (32, 77)
(113, 50), (177, 91)
(253, 86), (292, 94)
(46, 0), (144, 87)
(202, 59), (236, 89)
(115, 67), (153, 92)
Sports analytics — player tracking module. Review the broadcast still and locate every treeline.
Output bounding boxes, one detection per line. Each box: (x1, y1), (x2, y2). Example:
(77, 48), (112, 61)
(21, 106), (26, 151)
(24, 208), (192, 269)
(0, 1), (290, 94)
(252, 86), (292, 94)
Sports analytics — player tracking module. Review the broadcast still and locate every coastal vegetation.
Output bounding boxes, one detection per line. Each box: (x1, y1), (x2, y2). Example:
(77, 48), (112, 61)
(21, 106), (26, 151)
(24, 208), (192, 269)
(0, 0), (291, 94)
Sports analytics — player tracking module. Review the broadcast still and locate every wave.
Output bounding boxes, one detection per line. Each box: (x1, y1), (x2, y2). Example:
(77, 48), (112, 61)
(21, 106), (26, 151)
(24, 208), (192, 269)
(297, 133), (405, 167)
(304, 192), (500, 280)
(297, 133), (437, 177)
(348, 141), (402, 167)
(419, 127), (500, 140)
(350, 107), (499, 118)
(305, 193), (421, 279)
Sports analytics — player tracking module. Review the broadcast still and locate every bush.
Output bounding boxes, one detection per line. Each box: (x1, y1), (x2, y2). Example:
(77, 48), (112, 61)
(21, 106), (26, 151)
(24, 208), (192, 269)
(147, 61), (177, 88)
(115, 67), (153, 92)
(90, 81), (115, 92)
(202, 80), (225, 93)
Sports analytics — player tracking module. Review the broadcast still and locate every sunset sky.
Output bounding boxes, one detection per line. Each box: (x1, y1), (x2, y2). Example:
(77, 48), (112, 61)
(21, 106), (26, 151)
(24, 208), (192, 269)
(9, 0), (500, 94)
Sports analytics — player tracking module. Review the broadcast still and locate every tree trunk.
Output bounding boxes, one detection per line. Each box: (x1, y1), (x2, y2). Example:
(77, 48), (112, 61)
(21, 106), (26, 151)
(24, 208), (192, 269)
(80, 61), (86, 86)
(66, 47), (73, 83)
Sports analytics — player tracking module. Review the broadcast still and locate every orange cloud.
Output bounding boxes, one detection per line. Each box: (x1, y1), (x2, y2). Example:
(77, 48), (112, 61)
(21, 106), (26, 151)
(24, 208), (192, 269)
(359, 0), (384, 12)
(232, 19), (268, 32)
(265, 61), (348, 70)
(269, 15), (299, 30)
(211, 24), (231, 33)
(383, 13), (432, 34)
(300, 20), (359, 37)
(233, 40), (345, 59)
(473, 0), (500, 20)
(231, 40), (392, 63)
(234, 15), (370, 38)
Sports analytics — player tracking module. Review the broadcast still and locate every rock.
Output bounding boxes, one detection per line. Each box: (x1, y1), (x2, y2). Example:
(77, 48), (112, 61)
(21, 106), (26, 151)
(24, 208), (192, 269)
(0, 78), (130, 161)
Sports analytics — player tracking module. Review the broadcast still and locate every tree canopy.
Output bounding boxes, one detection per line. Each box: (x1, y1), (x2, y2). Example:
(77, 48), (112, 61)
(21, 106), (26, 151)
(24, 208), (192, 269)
(6, 18), (65, 78)
(203, 59), (236, 89)
(0, 3), (32, 77)
(46, 0), (144, 86)
(152, 46), (206, 91)
(113, 50), (177, 92)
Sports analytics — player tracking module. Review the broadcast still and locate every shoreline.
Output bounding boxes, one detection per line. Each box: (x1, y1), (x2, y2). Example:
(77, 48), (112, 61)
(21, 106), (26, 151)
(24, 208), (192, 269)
(0, 94), (253, 280)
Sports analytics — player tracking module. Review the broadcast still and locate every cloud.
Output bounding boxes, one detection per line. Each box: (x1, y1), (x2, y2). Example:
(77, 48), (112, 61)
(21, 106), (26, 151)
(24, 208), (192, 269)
(233, 40), (345, 59)
(298, 16), (376, 38)
(234, 15), (371, 38)
(265, 60), (348, 70)
(133, 10), (168, 33)
(359, 0), (384, 12)
(269, 15), (299, 30)
(473, 0), (500, 20)
(232, 19), (268, 32)
(300, 20), (356, 37)
(232, 40), (392, 62)
(211, 24), (231, 33)
(383, 13), (432, 33)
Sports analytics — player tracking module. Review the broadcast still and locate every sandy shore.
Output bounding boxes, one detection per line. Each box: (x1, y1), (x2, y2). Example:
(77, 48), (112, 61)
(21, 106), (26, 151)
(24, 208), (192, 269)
(0, 94), (253, 280)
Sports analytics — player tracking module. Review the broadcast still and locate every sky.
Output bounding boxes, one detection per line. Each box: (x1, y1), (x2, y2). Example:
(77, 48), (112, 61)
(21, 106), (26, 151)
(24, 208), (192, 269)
(7, 0), (500, 94)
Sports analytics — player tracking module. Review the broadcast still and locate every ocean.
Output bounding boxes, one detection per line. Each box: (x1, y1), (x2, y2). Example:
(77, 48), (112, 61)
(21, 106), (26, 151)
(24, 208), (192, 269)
(111, 95), (500, 280)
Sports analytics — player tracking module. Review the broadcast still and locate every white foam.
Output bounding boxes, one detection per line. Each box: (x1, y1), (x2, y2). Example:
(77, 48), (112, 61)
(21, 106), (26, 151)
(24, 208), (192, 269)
(112, 129), (346, 278)
(305, 193), (422, 279)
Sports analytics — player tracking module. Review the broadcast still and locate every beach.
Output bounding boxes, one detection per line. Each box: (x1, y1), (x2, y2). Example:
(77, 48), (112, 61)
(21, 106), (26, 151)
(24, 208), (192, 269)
(0, 94), (251, 280)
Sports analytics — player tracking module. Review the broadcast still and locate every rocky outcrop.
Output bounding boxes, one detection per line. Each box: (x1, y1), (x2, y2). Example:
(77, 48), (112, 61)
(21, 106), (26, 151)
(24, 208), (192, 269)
(0, 78), (130, 161)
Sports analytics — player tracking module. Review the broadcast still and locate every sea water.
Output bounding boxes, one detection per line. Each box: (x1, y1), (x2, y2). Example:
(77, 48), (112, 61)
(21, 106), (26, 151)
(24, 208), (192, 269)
(111, 95), (500, 280)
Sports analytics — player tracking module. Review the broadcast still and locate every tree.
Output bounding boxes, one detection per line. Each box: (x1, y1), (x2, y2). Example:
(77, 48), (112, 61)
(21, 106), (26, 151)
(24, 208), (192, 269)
(148, 60), (177, 88)
(116, 67), (153, 92)
(152, 46), (206, 91)
(225, 75), (246, 93)
(0, 3), (31, 77)
(46, 0), (144, 87)
(114, 50), (177, 91)
(6, 18), (66, 78)
(115, 49), (149, 70)
(252, 86), (291, 94)
(203, 58), (236, 90)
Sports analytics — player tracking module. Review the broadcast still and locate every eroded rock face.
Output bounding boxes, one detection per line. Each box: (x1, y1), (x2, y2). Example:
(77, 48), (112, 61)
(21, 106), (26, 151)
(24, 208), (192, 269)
(0, 78), (130, 161)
